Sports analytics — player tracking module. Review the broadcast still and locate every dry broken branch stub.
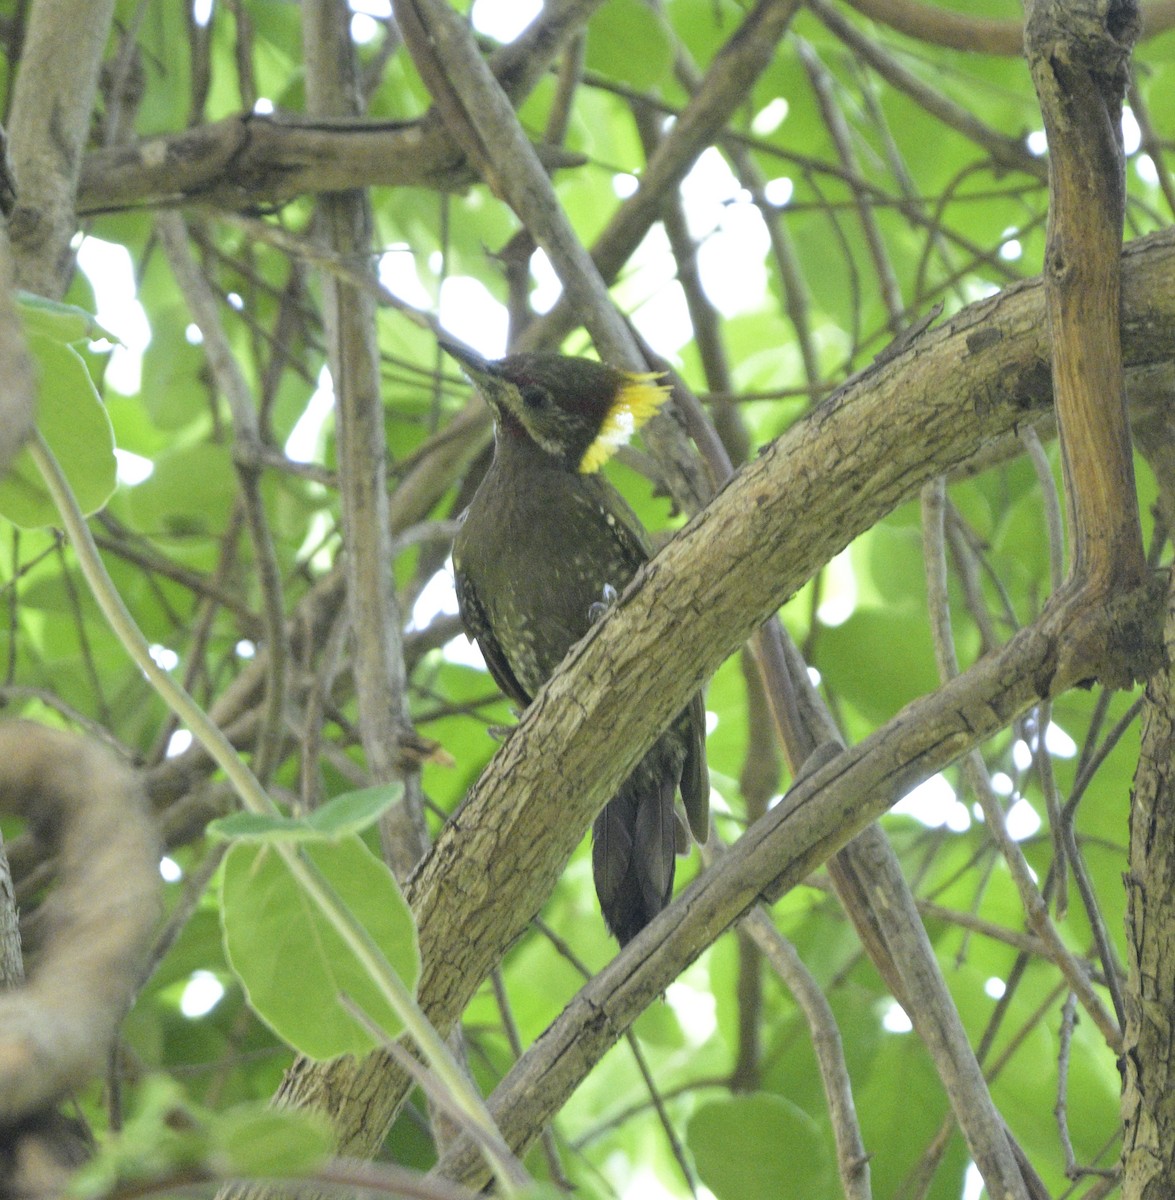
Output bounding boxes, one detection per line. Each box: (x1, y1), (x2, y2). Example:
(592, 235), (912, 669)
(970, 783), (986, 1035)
(1025, 0), (1146, 610)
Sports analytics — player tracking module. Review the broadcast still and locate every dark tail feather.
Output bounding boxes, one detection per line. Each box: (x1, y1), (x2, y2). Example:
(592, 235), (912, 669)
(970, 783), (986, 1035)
(592, 761), (679, 946)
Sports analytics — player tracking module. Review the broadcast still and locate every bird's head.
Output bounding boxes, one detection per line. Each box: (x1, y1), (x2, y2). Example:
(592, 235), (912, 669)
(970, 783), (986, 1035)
(440, 339), (671, 473)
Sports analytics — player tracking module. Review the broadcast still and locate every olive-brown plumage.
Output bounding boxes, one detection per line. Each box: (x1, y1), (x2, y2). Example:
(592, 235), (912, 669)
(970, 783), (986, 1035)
(445, 340), (708, 946)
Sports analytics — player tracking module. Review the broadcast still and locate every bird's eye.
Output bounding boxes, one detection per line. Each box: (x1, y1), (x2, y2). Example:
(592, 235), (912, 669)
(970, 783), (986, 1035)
(519, 384), (551, 410)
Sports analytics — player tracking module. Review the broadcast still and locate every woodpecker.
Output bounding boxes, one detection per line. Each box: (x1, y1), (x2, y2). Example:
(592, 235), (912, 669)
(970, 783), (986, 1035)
(443, 340), (708, 946)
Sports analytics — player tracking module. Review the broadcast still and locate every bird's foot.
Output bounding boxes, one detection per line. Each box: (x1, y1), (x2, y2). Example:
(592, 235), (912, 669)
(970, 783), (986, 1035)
(588, 582), (619, 624)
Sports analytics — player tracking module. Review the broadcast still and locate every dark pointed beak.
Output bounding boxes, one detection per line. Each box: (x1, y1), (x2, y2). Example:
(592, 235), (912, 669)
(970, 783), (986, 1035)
(438, 336), (497, 383)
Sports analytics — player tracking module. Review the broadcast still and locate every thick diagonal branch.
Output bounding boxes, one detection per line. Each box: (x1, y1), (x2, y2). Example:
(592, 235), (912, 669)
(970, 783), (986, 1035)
(259, 233), (1174, 1166)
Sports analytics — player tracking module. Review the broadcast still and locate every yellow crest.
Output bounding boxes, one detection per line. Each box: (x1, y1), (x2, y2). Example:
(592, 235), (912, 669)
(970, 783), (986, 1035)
(578, 373), (672, 474)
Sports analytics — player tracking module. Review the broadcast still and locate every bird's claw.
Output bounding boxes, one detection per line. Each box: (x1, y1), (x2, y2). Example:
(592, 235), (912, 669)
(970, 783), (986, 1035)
(588, 582), (619, 624)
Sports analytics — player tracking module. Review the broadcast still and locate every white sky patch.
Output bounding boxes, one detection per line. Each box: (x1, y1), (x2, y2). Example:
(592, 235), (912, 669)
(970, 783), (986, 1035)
(439, 276), (508, 359)
(185, 322), (203, 345)
(1026, 129), (1048, 156)
(76, 236), (151, 395)
(379, 246), (433, 309)
(149, 643), (179, 671)
(286, 366), (335, 464)
(815, 547), (856, 627)
(166, 729), (193, 758)
(807, 665), (822, 687)
(751, 97), (789, 137)
(115, 448), (154, 486)
(471, 0), (540, 42)
(764, 176), (794, 207)
(964, 279), (1001, 302)
(1136, 154), (1159, 186)
(192, 0), (213, 27)
(180, 970), (226, 1018)
(679, 148), (770, 317)
(411, 564), (460, 631)
(613, 172), (639, 199)
(963, 1162), (984, 1200)
(894, 773), (970, 832)
(1121, 107), (1142, 156)
(632, 280), (694, 358)
(445, 633), (487, 671)
(253, 97), (275, 115)
(990, 771), (1014, 796)
(236, 639), (256, 659)
(1006, 797), (1041, 842)
(1045, 722), (1076, 758)
(351, 12), (379, 42)
(529, 248), (562, 314)
(414, 560), (486, 670)
(1012, 738), (1034, 771)
(665, 980), (718, 1044)
(881, 999), (912, 1033)
(985, 976), (1006, 1000)
(705, 709), (719, 736)
(619, 1167), (685, 1200)
(160, 855), (183, 883)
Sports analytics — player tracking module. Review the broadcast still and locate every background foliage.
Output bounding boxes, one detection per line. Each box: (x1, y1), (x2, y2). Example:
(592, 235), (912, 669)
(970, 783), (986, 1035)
(1, 0), (1172, 1197)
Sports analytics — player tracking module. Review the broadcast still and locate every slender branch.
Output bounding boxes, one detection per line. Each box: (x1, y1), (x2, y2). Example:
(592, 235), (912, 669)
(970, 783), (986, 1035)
(302, 0), (429, 877)
(839, 0), (1175, 54)
(742, 909), (871, 1200)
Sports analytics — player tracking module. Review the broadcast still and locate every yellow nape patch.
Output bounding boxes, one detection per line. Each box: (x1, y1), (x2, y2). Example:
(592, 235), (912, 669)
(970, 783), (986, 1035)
(578, 373), (672, 474)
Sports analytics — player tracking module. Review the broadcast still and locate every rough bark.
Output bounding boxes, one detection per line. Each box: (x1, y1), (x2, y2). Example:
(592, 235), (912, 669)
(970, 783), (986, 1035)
(254, 229), (1175, 1166)
(1122, 581), (1175, 1199)
(5, 0), (116, 295)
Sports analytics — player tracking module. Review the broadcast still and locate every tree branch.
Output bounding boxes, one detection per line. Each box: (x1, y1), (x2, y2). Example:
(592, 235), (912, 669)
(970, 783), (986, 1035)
(264, 229), (1174, 1162)
(5, 0), (116, 295)
(431, 579), (1160, 1190)
(1026, 0), (1145, 600)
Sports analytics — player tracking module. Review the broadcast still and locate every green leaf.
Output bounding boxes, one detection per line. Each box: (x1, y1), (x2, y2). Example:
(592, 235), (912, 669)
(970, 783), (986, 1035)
(67, 1077), (211, 1198)
(585, 0), (672, 90)
(688, 1093), (833, 1200)
(0, 334), (117, 528)
(305, 783), (404, 836)
(16, 291), (114, 344)
(209, 783), (403, 843)
(209, 1106), (333, 1178)
(208, 811), (320, 843)
(221, 835), (420, 1059)
(68, 1083), (333, 1196)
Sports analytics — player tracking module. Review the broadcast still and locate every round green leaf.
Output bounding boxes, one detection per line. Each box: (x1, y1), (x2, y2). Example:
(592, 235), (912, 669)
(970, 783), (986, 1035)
(16, 290), (114, 344)
(221, 836), (420, 1060)
(210, 1106), (333, 1178)
(208, 784), (403, 844)
(688, 1093), (832, 1200)
(0, 334), (116, 528)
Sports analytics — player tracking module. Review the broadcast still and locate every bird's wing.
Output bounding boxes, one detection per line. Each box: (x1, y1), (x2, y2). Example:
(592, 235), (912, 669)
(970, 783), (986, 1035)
(454, 568), (533, 710)
(582, 473), (653, 566)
